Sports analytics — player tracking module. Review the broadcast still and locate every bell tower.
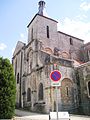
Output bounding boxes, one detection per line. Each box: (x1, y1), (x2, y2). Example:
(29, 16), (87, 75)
(38, 1), (46, 15)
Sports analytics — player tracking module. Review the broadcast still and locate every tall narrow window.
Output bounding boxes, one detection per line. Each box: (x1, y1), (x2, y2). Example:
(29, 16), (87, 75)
(27, 88), (31, 101)
(66, 86), (69, 96)
(88, 81), (90, 97)
(38, 83), (43, 100)
(70, 38), (73, 45)
(47, 26), (49, 38)
(15, 59), (17, 76)
(31, 28), (33, 40)
(17, 73), (19, 84)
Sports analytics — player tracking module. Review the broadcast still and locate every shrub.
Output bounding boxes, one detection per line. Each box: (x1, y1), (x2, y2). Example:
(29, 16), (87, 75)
(0, 57), (16, 119)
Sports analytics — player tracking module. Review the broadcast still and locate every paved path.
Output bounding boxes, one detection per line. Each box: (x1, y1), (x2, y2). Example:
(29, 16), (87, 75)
(15, 109), (48, 120)
(15, 109), (90, 120)
(70, 115), (90, 120)
(15, 109), (40, 117)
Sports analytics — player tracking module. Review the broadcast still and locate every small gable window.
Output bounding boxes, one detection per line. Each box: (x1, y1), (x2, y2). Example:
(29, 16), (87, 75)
(47, 26), (49, 38)
(70, 38), (73, 45)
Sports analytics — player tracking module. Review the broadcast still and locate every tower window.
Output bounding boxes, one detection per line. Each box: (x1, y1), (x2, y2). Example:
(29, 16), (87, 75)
(70, 38), (73, 45)
(31, 28), (33, 40)
(47, 26), (49, 38)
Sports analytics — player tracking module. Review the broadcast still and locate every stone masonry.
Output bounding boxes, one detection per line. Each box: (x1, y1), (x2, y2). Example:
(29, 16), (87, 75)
(12, 1), (90, 115)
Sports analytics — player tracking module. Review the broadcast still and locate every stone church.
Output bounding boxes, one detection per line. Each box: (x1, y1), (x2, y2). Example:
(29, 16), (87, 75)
(12, 1), (90, 115)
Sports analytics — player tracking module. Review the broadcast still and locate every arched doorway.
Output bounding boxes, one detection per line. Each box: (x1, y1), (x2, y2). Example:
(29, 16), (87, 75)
(61, 78), (74, 111)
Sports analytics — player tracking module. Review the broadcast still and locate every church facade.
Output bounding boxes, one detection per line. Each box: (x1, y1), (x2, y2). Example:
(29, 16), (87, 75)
(12, 1), (90, 115)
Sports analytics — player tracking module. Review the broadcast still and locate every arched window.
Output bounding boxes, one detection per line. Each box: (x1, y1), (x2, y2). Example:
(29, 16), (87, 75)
(61, 78), (73, 104)
(45, 47), (53, 54)
(62, 52), (69, 59)
(88, 81), (90, 97)
(27, 48), (33, 73)
(27, 88), (31, 101)
(17, 73), (19, 84)
(38, 83), (43, 100)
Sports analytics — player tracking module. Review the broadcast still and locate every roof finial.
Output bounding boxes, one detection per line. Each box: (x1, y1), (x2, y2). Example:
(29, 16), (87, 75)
(38, 1), (46, 16)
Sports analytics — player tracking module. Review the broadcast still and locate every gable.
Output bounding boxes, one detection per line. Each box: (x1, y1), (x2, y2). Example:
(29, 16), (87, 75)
(27, 14), (58, 28)
(13, 41), (25, 57)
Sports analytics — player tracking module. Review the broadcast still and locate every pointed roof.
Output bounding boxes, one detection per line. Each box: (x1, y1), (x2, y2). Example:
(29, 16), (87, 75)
(27, 14), (58, 28)
(13, 41), (26, 57)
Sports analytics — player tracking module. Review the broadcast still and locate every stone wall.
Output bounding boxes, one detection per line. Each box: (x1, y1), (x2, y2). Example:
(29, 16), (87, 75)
(22, 49), (79, 113)
(27, 14), (84, 61)
(58, 31), (84, 60)
(76, 62), (90, 115)
(80, 43), (90, 62)
(12, 11), (89, 115)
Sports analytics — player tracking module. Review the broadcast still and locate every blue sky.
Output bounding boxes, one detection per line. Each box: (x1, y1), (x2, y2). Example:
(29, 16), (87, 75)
(0, 0), (90, 61)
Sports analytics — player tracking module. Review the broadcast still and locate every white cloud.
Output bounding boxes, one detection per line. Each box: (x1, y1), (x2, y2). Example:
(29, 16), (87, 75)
(76, 14), (87, 20)
(19, 33), (27, 43)
(0, 43), (7, 50)
(12, 33), (27, 55)
(58, 17), (90, 43)
(80, 2), (90, 11)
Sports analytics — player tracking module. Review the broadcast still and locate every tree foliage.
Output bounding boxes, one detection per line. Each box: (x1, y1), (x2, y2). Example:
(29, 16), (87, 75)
(0, 57), (16, 119)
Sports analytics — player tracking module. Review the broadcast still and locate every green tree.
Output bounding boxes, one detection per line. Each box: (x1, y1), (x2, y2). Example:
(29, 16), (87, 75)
(0, 57), (16, 119)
